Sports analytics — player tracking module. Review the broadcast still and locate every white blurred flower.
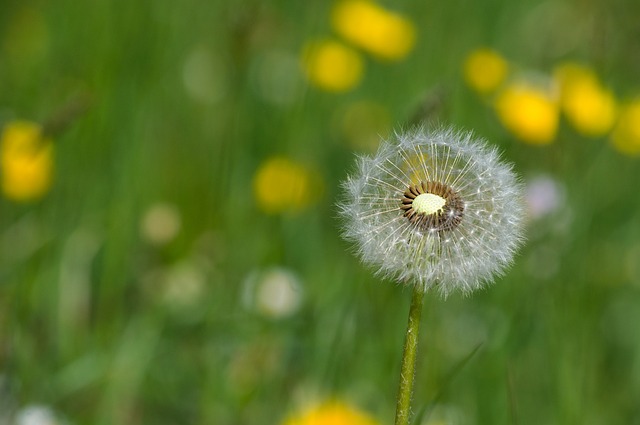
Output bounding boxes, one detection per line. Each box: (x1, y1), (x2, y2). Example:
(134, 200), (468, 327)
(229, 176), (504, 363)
(339, 127), (525, 296)
(525, 175), (564, 220)
(15, 406), (59, 425)
(140, 203), (181, 246)
(244, 267), (303, 318)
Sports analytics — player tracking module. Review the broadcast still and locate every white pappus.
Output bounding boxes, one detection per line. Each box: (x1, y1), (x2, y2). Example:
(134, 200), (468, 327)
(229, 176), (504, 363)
(339, 126), (525, 297)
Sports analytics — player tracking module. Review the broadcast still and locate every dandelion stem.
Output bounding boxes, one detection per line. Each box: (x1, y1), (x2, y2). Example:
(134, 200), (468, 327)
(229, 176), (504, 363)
(394, 285), (425, 425)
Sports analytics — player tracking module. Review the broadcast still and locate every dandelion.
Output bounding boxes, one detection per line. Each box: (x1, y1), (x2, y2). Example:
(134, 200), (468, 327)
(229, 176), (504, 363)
(284, 400), (379, 425)
(495, 81), (559, 145)
(339, 126), (524, 425)
(302, 40), (364, 92)
(340, 126), (524, 295)
(463, 48), (509, 94)
(331, 0), (416, 61)
(1, 121), (54, 202)
(555, 63), (617, 137)
(610, 99), (640, 156)
(253, 156), (320, 214)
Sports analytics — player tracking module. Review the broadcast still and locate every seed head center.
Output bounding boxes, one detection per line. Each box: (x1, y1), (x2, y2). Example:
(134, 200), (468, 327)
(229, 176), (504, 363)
(412, 193), (446, 216)
(401, 181), (464, 231)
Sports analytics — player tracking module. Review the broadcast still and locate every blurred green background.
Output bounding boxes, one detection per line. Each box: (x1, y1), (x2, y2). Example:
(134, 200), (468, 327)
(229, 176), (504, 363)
(1, 0), (640, 424)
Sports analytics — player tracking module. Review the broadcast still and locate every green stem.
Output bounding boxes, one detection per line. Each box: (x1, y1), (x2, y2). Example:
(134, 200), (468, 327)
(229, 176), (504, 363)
(394, 285), (425, 425)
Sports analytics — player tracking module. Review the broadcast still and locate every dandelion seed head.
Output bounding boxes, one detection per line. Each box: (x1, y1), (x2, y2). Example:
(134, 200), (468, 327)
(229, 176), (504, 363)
(339, 126), (525, 296)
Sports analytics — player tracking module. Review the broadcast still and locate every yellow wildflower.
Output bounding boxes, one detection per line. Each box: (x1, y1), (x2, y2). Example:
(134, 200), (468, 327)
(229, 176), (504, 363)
(284, 400), (379, 425)
(302, 40), (364, 92)
(463, 48), (509, 94)
(495, 82), (559, 145)
(253, 157), (319, 214)
(1, 121), (54, 202)
(555, 63), (617, 137)
(610, 99), (640, 156)
(332, 0), (416, 61)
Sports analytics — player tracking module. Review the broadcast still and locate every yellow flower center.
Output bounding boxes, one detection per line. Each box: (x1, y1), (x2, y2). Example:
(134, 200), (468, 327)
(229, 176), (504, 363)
(401, 181), (464, 232)
(412, 193), (446, 215)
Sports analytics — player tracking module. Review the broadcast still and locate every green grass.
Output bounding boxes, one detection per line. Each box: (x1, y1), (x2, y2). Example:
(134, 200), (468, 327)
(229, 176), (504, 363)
(2, 0), (640, 424)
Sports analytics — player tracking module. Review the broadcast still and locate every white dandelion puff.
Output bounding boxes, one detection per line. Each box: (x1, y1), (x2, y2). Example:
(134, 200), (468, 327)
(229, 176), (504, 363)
(339, 126), (525, 296)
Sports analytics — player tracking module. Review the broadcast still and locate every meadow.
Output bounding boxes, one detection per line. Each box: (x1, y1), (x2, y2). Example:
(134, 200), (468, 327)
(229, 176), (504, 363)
(1, 0), (640, 424)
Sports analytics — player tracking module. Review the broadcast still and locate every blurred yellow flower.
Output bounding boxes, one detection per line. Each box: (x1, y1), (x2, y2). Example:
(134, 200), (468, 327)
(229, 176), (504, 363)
(463, 48), (509, 94)
(1, 121), (54, 202)
(495, 83), (559, 145)
(302, 40), (364, 92)
(332, 0), (416, 61)
(610, 99), (640, 156)
(253, 157), (319, 214)
(284, 400), (379, 425)
(555, 63), (617, 137)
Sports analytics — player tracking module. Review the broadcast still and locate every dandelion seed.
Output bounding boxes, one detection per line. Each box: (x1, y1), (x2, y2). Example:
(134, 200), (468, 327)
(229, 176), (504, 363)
(339, 126), (525, 296)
